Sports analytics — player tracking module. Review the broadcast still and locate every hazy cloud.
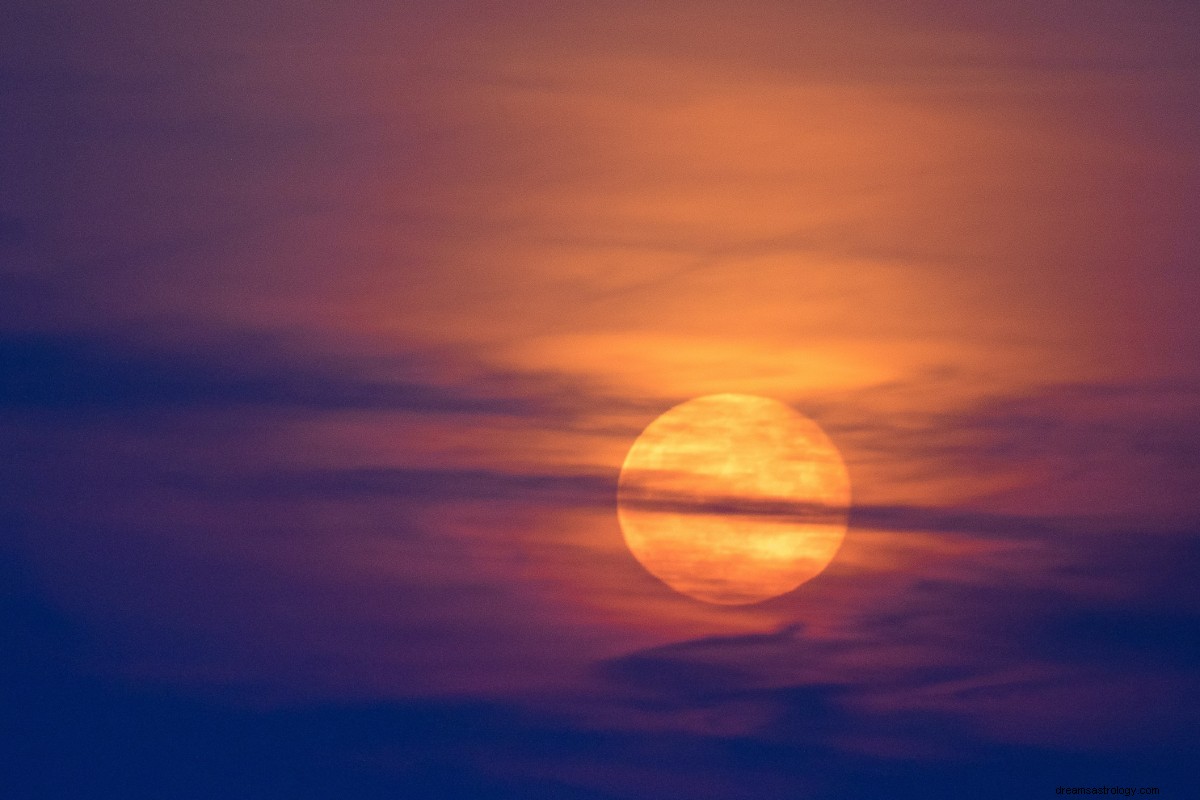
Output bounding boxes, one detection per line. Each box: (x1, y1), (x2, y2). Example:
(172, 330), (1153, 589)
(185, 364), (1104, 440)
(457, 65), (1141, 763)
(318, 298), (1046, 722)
(0, 329), (608, 420)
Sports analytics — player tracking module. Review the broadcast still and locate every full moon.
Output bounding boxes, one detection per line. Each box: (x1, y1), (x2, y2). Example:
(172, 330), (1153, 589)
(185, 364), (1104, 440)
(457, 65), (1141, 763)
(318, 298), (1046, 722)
(616, 394), (851, 605)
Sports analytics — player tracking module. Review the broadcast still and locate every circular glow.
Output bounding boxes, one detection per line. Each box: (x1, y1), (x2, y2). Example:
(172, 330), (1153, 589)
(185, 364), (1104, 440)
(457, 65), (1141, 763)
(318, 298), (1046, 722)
(617, 394), (850, 605)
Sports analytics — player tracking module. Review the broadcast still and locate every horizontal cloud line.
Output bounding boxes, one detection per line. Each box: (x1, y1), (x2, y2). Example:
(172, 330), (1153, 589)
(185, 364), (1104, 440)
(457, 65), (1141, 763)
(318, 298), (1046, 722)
(0, 330), (606, 421)
(163, 464), (1191, 541)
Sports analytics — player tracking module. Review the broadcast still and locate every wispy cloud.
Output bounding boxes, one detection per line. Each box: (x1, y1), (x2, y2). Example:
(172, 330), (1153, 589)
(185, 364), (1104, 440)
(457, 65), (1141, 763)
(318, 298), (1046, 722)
(0, 329), (614, 421)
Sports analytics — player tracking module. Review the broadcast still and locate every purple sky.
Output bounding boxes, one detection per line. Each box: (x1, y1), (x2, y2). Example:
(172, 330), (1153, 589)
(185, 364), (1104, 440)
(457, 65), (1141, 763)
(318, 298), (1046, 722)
(2, 2), (1198, 797)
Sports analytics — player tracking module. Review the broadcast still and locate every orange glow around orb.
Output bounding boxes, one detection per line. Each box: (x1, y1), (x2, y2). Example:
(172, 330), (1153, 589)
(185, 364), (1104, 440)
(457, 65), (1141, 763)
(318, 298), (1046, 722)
(616, 394), (851, 605)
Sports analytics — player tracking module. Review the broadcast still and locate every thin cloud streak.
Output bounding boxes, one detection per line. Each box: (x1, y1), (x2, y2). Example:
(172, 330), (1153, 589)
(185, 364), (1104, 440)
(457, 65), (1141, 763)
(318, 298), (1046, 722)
(158, 460), (1190, 542)
(0, 329), (627, 421)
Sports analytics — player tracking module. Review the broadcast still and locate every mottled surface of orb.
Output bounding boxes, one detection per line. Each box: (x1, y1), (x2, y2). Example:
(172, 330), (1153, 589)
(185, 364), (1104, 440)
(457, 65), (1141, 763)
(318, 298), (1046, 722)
(617, 394), (851, 605)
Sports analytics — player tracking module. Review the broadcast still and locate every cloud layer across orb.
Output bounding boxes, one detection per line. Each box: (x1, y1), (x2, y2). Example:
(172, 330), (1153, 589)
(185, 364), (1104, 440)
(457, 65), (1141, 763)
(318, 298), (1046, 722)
(617, 394), (851, 604)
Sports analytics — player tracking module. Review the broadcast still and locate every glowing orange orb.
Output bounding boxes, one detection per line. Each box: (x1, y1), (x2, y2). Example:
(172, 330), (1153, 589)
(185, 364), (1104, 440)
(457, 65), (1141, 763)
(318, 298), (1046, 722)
(616, 394), (851, 605)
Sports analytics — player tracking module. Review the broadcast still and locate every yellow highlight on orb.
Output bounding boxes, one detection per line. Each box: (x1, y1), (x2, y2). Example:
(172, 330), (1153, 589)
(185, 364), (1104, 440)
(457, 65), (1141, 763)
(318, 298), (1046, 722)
(616, 394), (851, 605)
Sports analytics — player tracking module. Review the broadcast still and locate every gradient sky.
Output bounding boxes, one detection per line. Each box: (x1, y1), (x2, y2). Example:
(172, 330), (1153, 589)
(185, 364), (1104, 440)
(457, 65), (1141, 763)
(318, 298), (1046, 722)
(2, 2), (1198, 798)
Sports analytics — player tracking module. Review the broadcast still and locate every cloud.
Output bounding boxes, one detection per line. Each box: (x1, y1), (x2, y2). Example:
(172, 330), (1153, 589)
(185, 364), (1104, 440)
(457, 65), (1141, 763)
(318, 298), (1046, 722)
(170, 465), (617, 509)
(592, 579), (1200, 754)
(8, 523), (1194, 800)
(816, 375), (1200, 525)
(0, 329), (610, 421)
(826, 374), (1200, 464)
(166, 458), (1189, 545)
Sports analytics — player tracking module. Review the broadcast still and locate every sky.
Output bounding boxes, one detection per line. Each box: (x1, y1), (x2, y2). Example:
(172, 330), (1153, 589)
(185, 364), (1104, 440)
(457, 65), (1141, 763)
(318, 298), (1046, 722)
(2, 1), (1198, 797)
